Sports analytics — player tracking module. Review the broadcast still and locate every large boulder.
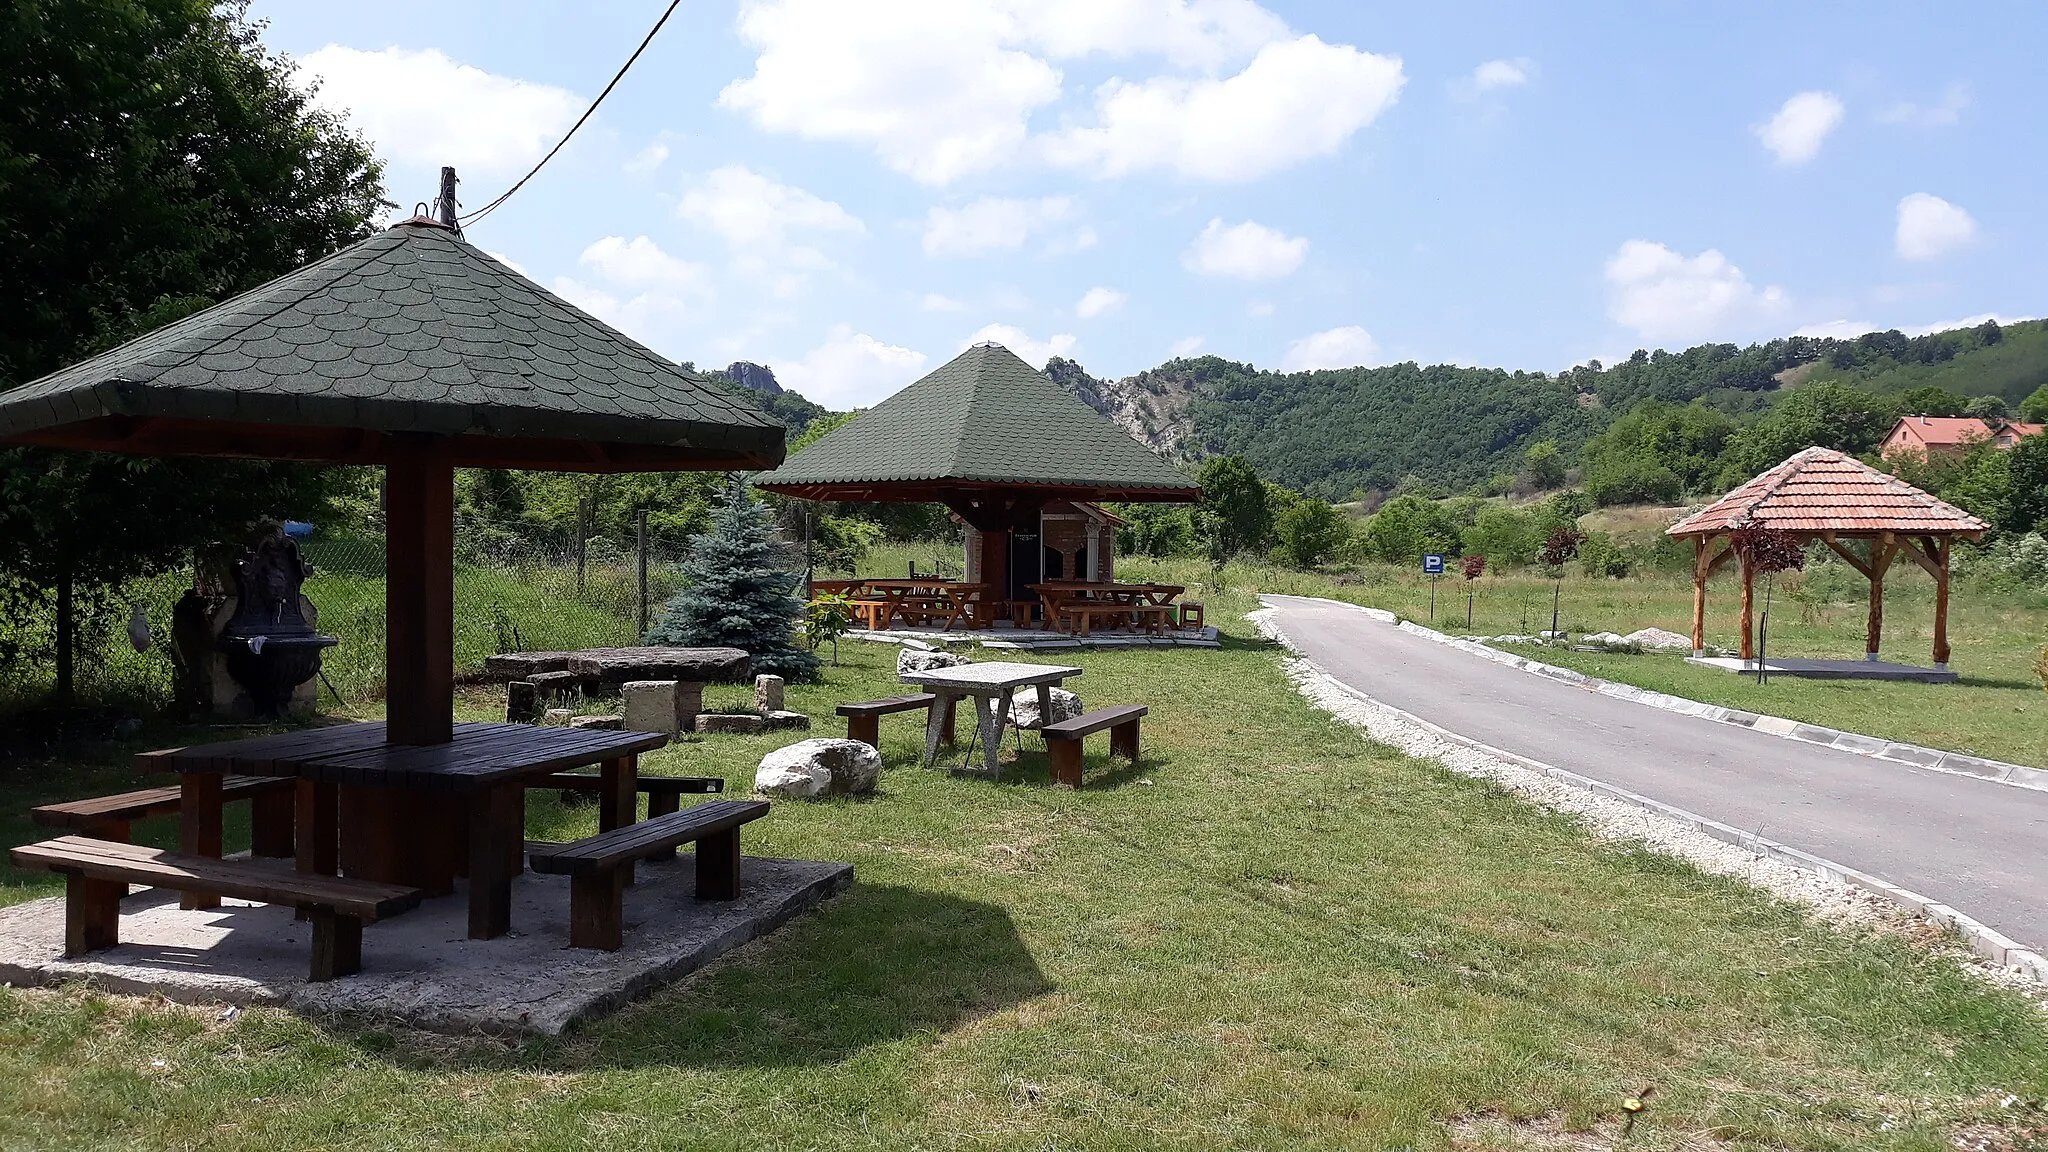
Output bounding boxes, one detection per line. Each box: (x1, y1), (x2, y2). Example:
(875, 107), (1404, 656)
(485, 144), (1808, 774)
(1624, 627), (1694, 652)
(898, 648), (971, 675)
(1009, 686), (1083, 729)
(755, 738), (881, 799)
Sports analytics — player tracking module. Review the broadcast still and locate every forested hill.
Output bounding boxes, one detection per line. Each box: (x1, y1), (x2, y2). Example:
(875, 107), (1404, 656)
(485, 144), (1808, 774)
(1050, 316), (2048, 501)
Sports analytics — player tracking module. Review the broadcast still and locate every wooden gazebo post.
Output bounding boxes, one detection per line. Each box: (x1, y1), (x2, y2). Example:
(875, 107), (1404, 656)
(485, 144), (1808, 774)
(385, 437), (455, 746)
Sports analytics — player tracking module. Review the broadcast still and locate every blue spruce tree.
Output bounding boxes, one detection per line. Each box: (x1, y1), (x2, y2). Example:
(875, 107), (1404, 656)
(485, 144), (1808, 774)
(644, 474), (819, 682)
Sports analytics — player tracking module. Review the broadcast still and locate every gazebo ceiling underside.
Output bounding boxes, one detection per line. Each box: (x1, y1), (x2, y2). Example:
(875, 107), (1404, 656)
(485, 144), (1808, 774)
(1667, 447), (1986, 540)
(755, 343), (1198, 504)
(0, 221), (784, 473)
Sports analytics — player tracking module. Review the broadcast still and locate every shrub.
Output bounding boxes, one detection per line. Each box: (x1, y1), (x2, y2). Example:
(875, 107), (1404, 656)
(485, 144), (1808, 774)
(1274, 500), (1351, 569)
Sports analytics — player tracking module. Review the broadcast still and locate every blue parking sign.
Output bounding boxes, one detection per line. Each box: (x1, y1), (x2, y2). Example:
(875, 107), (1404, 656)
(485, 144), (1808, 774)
(1422, 553), (1445, 575)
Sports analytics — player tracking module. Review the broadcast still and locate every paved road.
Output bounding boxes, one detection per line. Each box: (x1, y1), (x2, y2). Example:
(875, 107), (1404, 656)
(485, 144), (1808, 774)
(1263, 595), (2048, 951)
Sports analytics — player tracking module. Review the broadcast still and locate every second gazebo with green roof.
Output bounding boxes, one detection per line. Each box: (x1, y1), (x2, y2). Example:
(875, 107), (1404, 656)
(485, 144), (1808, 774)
(756, 341), (1199, 608)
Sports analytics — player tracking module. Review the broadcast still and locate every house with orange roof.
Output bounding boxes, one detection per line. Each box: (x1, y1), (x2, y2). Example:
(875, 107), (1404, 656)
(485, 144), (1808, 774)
(1879, 415), (2044, 462)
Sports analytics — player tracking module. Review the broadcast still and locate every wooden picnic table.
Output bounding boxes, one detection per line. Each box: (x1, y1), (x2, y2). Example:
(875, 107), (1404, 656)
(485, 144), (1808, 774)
(138, 720), (666, 939)
(1028, 582), (1186, 636)
(897, 661), (1083, 778)
(856, 579), (994, 631)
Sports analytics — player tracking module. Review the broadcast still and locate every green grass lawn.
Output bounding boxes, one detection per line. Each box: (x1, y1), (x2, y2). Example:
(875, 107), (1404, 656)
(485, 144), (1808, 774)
(1122, 554), (2048, 770)
(3, 604), (2045, 1150)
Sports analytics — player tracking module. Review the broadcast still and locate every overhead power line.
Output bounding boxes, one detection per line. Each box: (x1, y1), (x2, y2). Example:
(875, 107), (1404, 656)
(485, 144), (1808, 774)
(459, 0), (685, 229)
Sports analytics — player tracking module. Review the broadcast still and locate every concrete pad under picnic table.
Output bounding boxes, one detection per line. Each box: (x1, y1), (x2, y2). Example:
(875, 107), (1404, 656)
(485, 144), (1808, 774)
(0, 854), (851, 1035)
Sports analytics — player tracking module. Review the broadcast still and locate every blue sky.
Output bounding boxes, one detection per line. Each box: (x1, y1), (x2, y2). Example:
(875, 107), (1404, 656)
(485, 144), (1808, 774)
(260, 0), (2045, 409)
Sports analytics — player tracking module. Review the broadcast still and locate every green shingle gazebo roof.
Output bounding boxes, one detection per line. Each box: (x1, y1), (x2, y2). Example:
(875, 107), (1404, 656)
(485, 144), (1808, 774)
(755, 342), (1197, 503)
(0, 219), (784, 472)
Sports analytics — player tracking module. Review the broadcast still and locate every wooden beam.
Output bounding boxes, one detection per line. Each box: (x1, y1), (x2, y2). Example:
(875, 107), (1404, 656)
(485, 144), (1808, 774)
(1865, 532), (1899, 661)
(1690, 536), (1709, 654)
(385, 438), (455, 745)
(1819, 531), (1875, 578)
(1932, 536), (1952, 667)
(1738, 551), (1756, 662)
(1896, 535), (1943, 581)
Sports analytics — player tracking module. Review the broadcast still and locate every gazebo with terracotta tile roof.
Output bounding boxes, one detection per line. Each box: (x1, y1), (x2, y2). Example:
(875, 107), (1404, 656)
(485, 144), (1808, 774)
(1666, 447), (1988, 669)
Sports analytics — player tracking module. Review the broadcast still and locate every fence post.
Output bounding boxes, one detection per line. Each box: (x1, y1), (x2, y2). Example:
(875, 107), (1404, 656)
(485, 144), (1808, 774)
(636, 507), (649, 638)
(576, 497), (589, 597)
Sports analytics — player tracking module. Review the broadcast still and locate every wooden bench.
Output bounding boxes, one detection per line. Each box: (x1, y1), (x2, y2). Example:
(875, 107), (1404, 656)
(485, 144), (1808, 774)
(527, 800), (771, 950)
(1132, 604), (1175, 635)
(1055, 604), (1142, 637)
(32, 775), (297, 856)
(531, 772), (724, 858)
(837, 693), (954, 748)
(9, 835), (423, 981)
(1040, 704), (1148, 787)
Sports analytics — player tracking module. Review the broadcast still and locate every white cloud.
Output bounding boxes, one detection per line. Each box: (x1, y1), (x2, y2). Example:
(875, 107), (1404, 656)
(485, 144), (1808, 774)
(1895, 193), (1976, 260)
(719, 0), (1399, 184)
(301, 46), (581, 178)
(1041, 36), (1404, 181)
(1791, 319), (1874, 340)
(1168, 335), (1206, 358)
(576, 235), (711, 294)
(1076, 286), (1126, 319)
(1604, 239), (1787, 344)
(624, 142), (670, 174)
(677, 165), (864, 294)
(1182, 218), (1307, 280)
(1878, 83), (1970, 128)
(922, 196), (1076, 257)
(921, 293), (969, 312)
(1247, 301), (1275, 318)
(1457, 57), (1533, 98)
(720, 1), (1061, 185)
(483, 250), (531, 279)
(549, 276), (693, 352)
(962, 323), (1076, 368)
(771, 324), (929, 409)
(555, 236), (714, 351)
(1755, 91), (1844, 165)
(1281, 325), (1379, 371)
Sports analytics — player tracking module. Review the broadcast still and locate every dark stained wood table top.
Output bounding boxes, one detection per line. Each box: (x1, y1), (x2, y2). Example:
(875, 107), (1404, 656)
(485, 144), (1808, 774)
(137, 721), (668, 792)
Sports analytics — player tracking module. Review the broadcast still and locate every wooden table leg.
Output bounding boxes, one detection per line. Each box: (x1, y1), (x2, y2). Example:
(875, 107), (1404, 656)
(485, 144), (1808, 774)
(600, 755), (638, 885)
(467, 784), (517, 940)
(293, 779), (338, 922)
(179, 773), (222, 910)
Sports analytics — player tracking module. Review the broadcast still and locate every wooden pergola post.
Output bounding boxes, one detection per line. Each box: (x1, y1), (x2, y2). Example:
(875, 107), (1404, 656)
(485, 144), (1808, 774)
(1932, 536), (1951, 668)
(1737, 548), (1756, 663)
(1690, 536), (1707, 655)
(1865, 532), (1898, 662)
(384, 437), (455, 746)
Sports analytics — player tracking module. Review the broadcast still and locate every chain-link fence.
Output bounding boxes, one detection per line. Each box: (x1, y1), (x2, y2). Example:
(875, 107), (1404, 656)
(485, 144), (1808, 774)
(0, 524), (699, 713)
(300, 525), (694, 704)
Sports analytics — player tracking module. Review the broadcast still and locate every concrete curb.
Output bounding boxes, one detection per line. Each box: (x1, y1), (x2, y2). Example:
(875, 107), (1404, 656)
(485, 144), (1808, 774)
(1256, 597), (2048, 985)
(1271, 596), (2048, 795)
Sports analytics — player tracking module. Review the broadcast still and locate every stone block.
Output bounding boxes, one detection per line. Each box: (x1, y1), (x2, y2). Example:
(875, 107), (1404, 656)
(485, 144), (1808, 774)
(622, 680), (684, 735)
(506, 680), (541, 724)
(696, 713), (766, 735)
(569, 714), (623, 730)
(753, 674), (786, 713)
(544, 708), (572, 725)
(765, 710), (811, 731)
(898, 648), (972, 674)
(530, 670), (586, 699)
